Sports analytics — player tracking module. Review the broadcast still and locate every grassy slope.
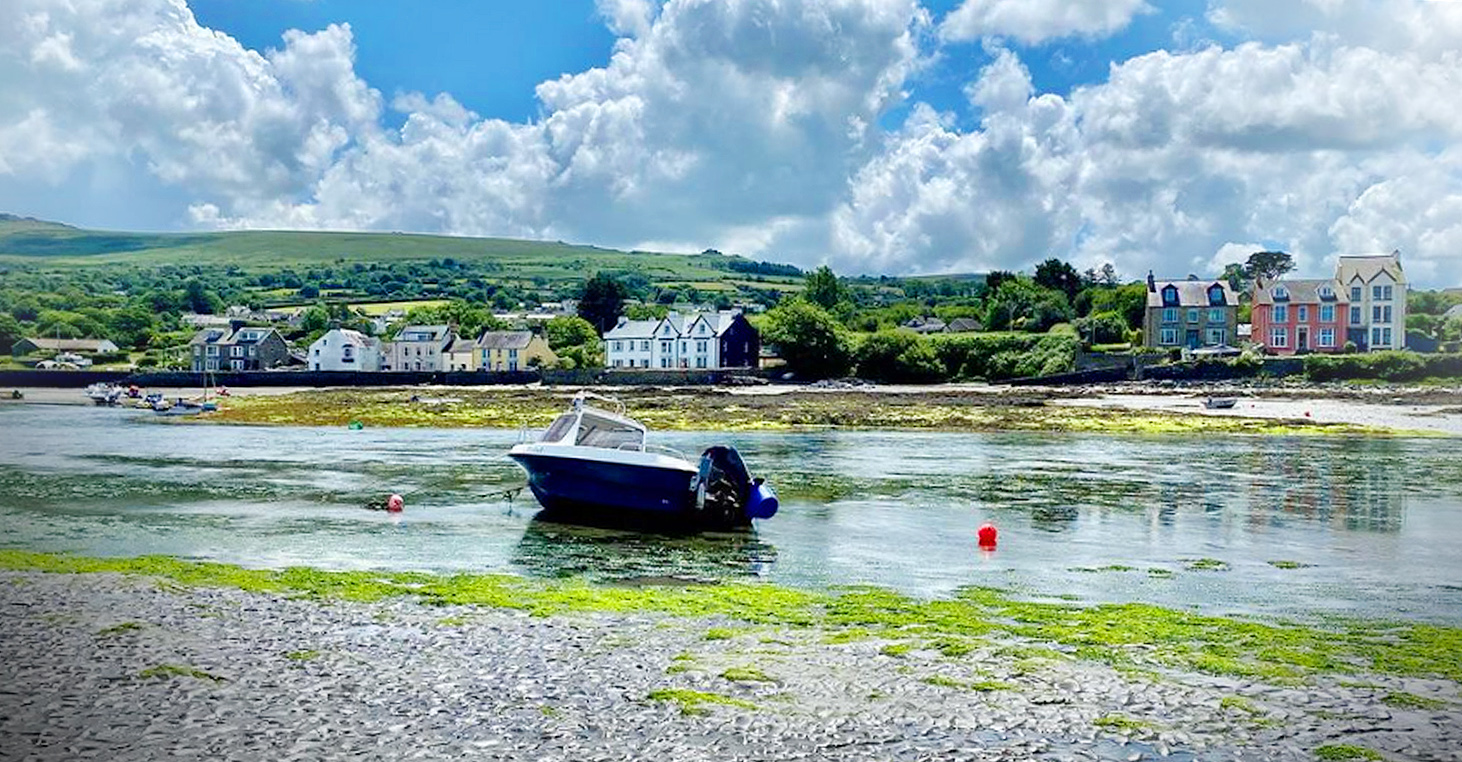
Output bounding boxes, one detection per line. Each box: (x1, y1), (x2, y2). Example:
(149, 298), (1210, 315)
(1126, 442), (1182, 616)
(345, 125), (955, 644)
(0, 219), (799, 289)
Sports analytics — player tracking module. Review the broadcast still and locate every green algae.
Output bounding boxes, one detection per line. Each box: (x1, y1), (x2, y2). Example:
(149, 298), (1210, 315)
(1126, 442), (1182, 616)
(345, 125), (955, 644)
(1071, 565), (1138, 573)
(1220, 695), (1262, 715)
(138, 663), (226, 683)
(284, 649), (320, 662)
(1269, 560), (1315, 570)
(646, 688), (757, 715)
(1184, 558), (1231, 572)
(1093, 714), (1155, 734)
(6, 550), (1462, 687)
(703, 627), (738, 641)
(921, 674), (1012, 692)
(720, 666), (777, 683)
(207, 387), (1396, 436)
(1314, 744), (1384, 761)
(1381, 691), (1447, 710)
(96, 621), (144, 636)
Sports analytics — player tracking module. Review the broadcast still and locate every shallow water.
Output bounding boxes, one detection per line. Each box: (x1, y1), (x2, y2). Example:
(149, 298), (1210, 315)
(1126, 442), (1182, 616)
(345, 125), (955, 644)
(3, 404), (1461, 623)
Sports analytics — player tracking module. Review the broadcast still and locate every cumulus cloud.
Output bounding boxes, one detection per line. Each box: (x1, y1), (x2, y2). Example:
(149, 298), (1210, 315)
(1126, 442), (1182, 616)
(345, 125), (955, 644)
(3, 0), (1462, 285)
(940, 0), (1151, 45)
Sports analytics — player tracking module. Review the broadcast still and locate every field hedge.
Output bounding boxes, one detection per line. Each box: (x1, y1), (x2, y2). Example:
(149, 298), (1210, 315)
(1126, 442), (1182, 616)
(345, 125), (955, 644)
(1303, 352), (1462, 382)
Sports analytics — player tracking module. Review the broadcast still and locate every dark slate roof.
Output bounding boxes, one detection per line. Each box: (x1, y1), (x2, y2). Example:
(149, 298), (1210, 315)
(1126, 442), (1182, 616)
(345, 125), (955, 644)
(1253, 278), (1345, 305)
(475, 331), (534, 350)
(1146, 279), (1237, 308)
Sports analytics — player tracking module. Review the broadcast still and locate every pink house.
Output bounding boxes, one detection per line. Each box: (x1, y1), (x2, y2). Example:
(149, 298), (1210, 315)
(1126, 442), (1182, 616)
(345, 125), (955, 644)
(1252, 278), (1349, 355)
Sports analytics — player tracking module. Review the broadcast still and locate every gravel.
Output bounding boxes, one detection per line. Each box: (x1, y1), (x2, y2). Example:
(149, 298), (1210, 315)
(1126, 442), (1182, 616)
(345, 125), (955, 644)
(3, 571), (1460, 761)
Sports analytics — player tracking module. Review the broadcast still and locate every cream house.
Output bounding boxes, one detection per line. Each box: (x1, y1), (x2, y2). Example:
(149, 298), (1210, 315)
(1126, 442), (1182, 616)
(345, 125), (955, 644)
(477, 331), (556, 371)
(382, 325), (455, 372)
(1336, 253), (1407, 351)
(308, 328), (381, 371)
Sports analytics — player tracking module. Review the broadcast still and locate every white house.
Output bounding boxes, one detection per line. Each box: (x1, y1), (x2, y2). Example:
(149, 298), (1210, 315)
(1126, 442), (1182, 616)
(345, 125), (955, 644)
(382, 324), (455, 372)
(602, 310), (760, 370)
(1336, 253), (1407, 351)
(308, 328), (381, 372)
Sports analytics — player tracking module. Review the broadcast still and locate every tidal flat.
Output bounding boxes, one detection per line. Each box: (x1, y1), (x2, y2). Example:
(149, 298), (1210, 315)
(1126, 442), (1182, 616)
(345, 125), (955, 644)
(205, 386), (1400, 435)
(3, 552), (1460, 761)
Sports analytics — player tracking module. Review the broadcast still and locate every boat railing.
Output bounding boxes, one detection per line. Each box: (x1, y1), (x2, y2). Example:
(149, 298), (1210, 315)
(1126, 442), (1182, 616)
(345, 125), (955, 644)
(616, 442), (688, 460)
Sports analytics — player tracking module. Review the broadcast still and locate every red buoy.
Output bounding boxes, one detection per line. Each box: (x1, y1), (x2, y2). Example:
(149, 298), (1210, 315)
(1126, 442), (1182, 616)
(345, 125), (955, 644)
(977, 522), (998, 549)
(386, 494), (404, 513)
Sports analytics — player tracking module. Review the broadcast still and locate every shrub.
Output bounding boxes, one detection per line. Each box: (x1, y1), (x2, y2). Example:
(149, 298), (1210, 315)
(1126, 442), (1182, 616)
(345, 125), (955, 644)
(930, 333), (1077, 381)
(853, 330), (945, 383)
(762, 299), (854, 378)
(1074, 311), (1128, 345)
(1304, 351), (1462, 382)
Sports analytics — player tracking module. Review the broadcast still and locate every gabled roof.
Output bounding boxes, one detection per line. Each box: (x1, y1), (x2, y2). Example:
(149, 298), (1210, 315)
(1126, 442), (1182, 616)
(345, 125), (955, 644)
(1444, 304), (1462, 320)
(606, 310), (748, 341)
(475, 331), (534, 350)
(1146, 279), (1236, 308)
(312, 328), (375, 348)
(1336, 253), (1404, 285)
(393, 324), (452, 342)
(20, 337), (117, 352)
(604, 319), (661, 340)
(1253, 278), (1346, 305)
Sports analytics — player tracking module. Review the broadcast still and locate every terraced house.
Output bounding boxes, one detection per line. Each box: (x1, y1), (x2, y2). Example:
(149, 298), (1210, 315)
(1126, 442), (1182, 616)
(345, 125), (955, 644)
(1143, 274), (1238, 350)
(190, 323), (290, 372)
(1252, 279), (1348, 354)
(1337, 253), (1407, 351)
(603, 310), (759, 370)
(382, 325), (455, 372)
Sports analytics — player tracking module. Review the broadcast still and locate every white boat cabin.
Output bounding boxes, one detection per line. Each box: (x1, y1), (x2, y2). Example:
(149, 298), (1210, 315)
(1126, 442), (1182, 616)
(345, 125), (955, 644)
(539, 399), (647, 451)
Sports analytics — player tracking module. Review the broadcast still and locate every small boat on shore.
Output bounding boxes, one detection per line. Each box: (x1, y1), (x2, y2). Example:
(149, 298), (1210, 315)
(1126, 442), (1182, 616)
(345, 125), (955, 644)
(1204, 397), (1238, 409)
(508, 394), (777, 530)
(85, 383), (121, 406)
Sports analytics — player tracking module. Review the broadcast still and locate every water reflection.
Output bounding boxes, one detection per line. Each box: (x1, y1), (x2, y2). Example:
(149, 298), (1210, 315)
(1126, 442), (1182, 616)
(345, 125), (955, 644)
(512, 517), (776, 583)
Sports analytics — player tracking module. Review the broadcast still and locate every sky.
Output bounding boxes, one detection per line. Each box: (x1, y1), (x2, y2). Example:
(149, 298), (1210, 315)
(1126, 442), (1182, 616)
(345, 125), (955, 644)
(2, 0), (1461, 287)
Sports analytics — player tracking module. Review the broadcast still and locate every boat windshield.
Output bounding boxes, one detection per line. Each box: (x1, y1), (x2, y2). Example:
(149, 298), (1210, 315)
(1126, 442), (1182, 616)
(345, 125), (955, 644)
(541, 413), (578, 444)
(574, 412), (644, 450)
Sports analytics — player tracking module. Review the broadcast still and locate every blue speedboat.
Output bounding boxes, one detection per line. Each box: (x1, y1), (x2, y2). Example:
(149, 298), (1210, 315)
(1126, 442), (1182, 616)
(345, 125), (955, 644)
(508, 394), (777, 530)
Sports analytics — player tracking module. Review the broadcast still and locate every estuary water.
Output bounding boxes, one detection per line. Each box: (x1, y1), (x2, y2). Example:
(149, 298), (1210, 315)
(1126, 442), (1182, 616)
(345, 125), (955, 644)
(3, 404), (1461, 623)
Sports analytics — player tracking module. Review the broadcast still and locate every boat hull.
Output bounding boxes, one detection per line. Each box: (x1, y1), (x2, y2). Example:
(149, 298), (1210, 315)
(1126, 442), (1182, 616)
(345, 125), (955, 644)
(509, 447), (699, 517)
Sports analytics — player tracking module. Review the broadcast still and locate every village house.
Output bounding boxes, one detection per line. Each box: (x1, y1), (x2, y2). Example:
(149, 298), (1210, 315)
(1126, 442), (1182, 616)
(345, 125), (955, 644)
(307, 328), (381, 371)
(1336, 253), (1407, 351)
(190, 324), (290, 372)
(1142, 274), (1238, 350)
(382, 325), (455, 372)
(443, 336), (478, 372)
(603, 310), (759, 370)
(477, 331), (556, 371)
(11, 337), (119, 356)
(1252, 278), (1348, 354)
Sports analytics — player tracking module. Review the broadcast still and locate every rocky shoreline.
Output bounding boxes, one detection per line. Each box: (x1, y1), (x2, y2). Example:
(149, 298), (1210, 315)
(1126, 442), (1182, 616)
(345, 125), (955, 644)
(3, 570), (1459, 761)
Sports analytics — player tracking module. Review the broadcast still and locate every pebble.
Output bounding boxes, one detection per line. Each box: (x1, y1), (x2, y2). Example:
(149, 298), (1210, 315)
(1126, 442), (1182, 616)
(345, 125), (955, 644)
(2, 571), (1460, 761)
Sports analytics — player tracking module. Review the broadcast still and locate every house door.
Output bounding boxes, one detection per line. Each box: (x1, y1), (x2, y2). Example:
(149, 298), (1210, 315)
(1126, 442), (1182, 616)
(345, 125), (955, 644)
(1296, 327), (1309, 351)
(1185, 330), (1200, 349)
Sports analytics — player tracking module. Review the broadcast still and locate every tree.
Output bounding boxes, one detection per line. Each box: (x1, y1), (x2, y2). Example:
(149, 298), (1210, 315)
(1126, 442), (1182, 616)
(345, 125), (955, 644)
(983, 270), (1016, 297)
(545, 315), (599, 352)
(1034, 258), (1083, 302)
(577, 272), (629, 334)
(1089, 283), (1148, 329)
(984, 278), (1073, 332)
(1245, 251), (1295, 283)
(803, 265), (848, 311)
(0, 312), (20, 354)
(761, 299), (853, 378)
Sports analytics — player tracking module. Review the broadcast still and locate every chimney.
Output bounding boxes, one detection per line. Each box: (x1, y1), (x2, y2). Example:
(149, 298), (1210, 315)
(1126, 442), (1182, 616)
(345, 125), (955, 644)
(229, 319), (246, 333)
(1146, 270), (1156, 292)
(616, 315), (628, 327)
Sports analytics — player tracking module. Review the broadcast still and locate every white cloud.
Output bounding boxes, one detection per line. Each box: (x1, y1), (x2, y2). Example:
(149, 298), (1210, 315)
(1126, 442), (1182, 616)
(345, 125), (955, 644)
(940, 0), (1151, 45)
(596, 0), (658, 37)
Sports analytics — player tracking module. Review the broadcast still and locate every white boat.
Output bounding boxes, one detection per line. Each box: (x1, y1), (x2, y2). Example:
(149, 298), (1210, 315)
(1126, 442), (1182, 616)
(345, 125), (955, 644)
(1204, 397), (1238, 409)
(508, 394), (778, 530)
(85, 383), (121, 406)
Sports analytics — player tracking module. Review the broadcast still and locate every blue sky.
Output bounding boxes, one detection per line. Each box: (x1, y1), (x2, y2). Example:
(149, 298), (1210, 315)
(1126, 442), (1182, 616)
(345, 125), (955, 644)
(3, 0), (1460, 285)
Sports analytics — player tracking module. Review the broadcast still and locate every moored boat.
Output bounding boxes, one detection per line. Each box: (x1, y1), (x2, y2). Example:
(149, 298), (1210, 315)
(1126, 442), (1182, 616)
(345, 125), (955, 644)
(508, 394), (777, 530)
(1204, 396), (1238, 409)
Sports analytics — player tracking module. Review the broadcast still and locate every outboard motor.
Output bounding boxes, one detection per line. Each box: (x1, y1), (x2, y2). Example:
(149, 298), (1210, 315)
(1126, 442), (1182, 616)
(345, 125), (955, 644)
(695, 446), (777, 528)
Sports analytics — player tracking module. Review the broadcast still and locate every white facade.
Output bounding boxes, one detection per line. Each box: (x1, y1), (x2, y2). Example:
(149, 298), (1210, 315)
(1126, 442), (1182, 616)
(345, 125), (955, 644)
(382, 325), (455, 372)
(308, 329), (381, 372)
(602, 312), (731, 369)
(1336, 254), (1407, 351)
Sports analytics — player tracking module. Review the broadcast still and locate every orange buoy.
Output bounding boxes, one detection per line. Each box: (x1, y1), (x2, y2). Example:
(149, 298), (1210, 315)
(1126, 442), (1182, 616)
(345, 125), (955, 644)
(977, 522), (998, 549)
(386, 494), (404, 513)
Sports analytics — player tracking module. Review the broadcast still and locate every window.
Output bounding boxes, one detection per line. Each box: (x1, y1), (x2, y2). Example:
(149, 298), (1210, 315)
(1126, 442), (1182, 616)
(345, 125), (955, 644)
(1206, 328), (1226, 346)
(1350, 286), (1362, 301)
(1373, 284), (1393, 301)
(613, 341), (622, 352)
(1208, 285), (1225, 305)
(1383, 327), (1392, 345)
(313, 348), (320, 356)
(1371, 327), (1382, 346)
(508, 349), (518, 359)
(1372, 305), (1382, 322)
(1162, 308), (1178, 323)
(1161, 285), (1179, 306)
(1297, 306), (1308, 322)
(614, 360), (623, 368)
(1159, 328), (1177, 345)
(680, 341), (687, 352)
(1187, 309), (1199, 323)
(1350, 306), (1361, 324)
(641, 341), (650, 351)
(232, 359), (244, 370)
(1273, 305), (1288, 323)
(1382, 306), (1392, 323)
(1270, 327), (1288, 348)
(248, 347), (256, 356)
(1208, 308), (1224, 323)
(1319, 285), (1333, 299)
(660, 341), (671, 353)
(1273, 286), (1288, 299)
(1320, 304), (1335, 322)
(206, 345), (218, 356)
(661, 358), (670, 368)
(1319, 328), (1335, 347)
(696, 357), (707, 368)
(696, 340), (707, 353)
(231, 346), (244, 357)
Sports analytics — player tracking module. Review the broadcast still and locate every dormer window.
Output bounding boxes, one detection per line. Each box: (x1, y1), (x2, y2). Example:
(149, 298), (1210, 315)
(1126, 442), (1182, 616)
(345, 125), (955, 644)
(1161, 285), (1179, 306)
(1208, 285), (1226, 305)
(1272, 286), (1288, 300)
(1318, 285), (1333, 299)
